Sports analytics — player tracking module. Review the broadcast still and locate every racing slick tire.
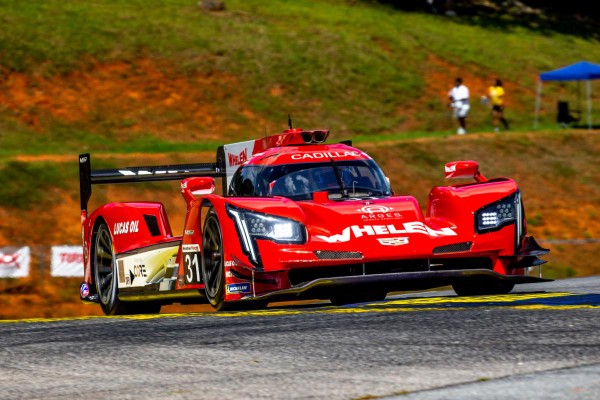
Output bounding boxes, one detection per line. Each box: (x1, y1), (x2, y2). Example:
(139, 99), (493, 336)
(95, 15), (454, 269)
(201, 208), (267, 311)
(201, 208), (228, 311)
(329, 291), (387, 306)
(93, 222), (161, 315)
(452, 280), (514, 296)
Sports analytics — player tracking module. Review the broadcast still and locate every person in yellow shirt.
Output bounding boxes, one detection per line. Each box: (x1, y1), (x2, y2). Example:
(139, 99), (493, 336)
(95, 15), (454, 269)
(487, 79), (510, 131)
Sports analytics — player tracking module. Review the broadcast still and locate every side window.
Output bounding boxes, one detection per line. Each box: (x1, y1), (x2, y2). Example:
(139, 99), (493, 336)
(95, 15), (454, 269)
(229, 166), (257, 196)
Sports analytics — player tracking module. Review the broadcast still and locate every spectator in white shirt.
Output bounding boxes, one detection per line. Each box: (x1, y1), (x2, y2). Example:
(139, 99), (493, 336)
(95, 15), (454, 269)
(448, 77), (470, 135)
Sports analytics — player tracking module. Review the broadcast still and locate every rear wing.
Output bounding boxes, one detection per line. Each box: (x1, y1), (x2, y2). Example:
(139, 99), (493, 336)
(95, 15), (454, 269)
(79, 151), (226, 214)
(79, 128), (334, 213)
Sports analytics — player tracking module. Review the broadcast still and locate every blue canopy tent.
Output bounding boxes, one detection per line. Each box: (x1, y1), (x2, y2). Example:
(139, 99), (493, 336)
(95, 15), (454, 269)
(534, 61), (600, 130)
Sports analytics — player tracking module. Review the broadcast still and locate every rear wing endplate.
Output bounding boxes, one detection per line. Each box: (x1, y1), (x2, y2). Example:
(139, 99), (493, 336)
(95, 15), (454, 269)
(79, 151), (226, 213)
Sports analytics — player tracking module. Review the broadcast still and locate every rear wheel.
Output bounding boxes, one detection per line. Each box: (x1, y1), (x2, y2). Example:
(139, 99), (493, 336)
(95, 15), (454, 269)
(452, 280), (514, 296)
(94, 223), (127, 315)
(93, 222), (161, 315)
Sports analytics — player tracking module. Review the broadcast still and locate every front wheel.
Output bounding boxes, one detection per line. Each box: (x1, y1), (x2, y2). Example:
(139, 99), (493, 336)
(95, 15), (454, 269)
(200, 209), (267, 311)
(201, 209), (227, 310)
(452, 280), (514, 296)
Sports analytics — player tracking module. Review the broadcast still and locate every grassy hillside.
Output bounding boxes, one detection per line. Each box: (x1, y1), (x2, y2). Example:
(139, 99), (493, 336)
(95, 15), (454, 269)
(1, 0), (600, 158)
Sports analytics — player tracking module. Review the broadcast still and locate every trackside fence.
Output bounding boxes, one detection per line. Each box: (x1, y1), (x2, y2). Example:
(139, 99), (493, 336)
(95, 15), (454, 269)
(0, 245), (83, 279)
(1, 239), (600, 280)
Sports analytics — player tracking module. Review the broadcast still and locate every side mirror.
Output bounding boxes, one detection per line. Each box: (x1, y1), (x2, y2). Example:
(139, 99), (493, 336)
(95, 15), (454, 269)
(181, 177), (215, 203)
(444, 160), (487, 182)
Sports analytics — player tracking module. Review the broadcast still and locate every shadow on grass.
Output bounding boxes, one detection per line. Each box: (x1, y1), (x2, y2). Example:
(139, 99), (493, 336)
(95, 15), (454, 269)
(370, 1), (600, 41)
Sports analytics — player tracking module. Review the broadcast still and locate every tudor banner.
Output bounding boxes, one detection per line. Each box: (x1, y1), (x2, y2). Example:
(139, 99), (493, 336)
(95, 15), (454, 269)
(0, 246), (31, 278)
(51, 246), (84, 277)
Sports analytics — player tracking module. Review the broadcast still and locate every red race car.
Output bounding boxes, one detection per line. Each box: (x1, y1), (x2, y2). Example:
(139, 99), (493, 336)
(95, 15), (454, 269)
(78, 127), (549, 314)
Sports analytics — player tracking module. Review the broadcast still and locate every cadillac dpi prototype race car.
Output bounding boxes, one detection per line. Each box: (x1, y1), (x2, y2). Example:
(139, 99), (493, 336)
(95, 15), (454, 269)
(79, 127), (550, 314)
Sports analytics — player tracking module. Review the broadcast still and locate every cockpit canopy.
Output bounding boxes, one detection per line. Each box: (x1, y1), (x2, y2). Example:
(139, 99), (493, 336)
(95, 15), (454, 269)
(229, 159), (392, 200)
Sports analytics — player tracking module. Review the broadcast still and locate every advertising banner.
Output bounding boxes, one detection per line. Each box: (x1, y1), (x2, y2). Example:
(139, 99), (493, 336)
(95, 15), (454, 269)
(51, 246), (84, 277)
(0, 246), (31, 278)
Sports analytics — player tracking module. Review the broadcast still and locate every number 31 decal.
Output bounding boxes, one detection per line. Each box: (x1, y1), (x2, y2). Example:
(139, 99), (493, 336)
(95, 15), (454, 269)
(184, 252), (202, 284)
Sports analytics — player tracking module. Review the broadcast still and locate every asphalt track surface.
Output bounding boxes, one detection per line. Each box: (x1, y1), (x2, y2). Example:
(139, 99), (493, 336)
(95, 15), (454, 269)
(0, 277), (599, 400)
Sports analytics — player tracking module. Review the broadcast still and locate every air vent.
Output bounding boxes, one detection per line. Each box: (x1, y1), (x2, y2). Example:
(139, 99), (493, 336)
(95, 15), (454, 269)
(314, 250), (363, 260)
(143, 214), (161, 237)
(433, 241), (473, 254)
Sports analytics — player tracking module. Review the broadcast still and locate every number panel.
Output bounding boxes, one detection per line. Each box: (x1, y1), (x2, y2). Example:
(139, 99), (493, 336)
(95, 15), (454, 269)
(183, 249), (202, 284)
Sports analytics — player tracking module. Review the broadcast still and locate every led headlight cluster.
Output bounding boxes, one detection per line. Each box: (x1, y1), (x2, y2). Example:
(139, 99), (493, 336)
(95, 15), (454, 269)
(227, 205), (306, 266)
(475, 191), (521, 233)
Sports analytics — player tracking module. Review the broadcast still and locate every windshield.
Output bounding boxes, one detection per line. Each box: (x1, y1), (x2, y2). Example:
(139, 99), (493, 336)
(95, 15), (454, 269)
(229, 159), (391, 200)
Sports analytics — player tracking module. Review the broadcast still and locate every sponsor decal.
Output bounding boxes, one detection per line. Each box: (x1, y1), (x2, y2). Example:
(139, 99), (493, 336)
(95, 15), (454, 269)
(225, 270), (234, 278)
(0, 247), (30, 278)
(315, 222), (457, 243)
(357, 205), (403, 220)
(377, 237), (409, 246)
(291, 151), (362, 160)
(226, 282), (251, 294)
(58, 253), (82, 263)
(117, 244), (179, 288)
(358, 205), (392, 214)
(361, 213), (403, 220)
(118, 169), (182, 176)
(132, 264), (147, 278)
(445, 164), (457, 173)
(228, 148), (249, 167)
(80, 283), (90, 298)
(51, 246), (84, 277)
(185, 230), (194, 236)
(113, 220), (140, 235)
(126, 264), (147, 285)
(224, 260), (237, 267)
(0, 253), (20, 268)
(223, 140), (256, 190)
(79, 155), (88, 163)
(182, 244), (201, 253)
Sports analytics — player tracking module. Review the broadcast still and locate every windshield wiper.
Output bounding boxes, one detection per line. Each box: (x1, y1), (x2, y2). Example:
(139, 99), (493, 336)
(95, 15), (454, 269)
(329, 157), (348, 198)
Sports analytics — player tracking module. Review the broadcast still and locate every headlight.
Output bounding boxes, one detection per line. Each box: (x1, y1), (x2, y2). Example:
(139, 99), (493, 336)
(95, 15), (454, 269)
(226, 205), (306, 266)
(475, 191), (521, 233)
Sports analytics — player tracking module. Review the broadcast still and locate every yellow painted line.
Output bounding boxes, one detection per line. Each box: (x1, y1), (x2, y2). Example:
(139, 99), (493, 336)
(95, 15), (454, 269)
(1, 292), (598, 323)
(381, 292), (572, 306)
(511, 305), (600, 310)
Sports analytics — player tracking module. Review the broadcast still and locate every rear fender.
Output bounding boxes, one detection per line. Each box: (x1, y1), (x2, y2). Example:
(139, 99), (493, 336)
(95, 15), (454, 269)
(87, 202), (173, 255)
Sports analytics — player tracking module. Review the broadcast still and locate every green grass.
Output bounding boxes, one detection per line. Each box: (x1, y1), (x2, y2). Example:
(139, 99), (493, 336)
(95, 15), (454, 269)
(0, 161), (68, 209)
(1, 0), (600, 156)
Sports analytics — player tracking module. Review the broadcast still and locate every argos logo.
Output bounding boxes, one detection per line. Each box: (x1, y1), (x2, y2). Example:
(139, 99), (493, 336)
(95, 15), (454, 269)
(358, 205), (392, 214)
(357, 205), (402, 220)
